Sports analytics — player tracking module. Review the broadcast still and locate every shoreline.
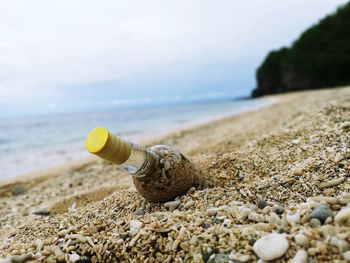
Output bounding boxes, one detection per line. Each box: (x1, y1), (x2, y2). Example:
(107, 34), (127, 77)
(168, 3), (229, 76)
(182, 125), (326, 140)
(0, 96), (275, 187)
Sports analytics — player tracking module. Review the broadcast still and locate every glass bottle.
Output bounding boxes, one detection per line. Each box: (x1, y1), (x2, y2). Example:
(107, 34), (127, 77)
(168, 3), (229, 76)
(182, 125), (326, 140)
(86, 127), (212, 202)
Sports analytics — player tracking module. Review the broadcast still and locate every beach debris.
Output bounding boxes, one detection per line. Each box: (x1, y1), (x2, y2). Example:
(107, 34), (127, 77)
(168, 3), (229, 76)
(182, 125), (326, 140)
(86, 127), (213, 202)
(253, 233), (289, 261)
(309, 205), (334, 224)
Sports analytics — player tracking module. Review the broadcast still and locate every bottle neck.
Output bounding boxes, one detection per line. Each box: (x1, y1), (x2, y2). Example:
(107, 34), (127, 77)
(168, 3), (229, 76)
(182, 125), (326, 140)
(86, 127), (157, 176)
(120, 143), (152, 175)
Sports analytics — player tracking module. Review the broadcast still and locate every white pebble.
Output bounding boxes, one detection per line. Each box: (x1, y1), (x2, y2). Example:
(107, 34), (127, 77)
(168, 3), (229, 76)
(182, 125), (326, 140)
(69, 253), (80, 262)
(248, 212), (265, 223)
(294, 233), (309, 246)
(286, 210), (300, 225)
(130, 220), (143, 235)
(164, 200), (181, 211)
(206, 207), (219, 216)
(331, 237), (350, 253)
(292, 250), (308, 263)
(223, 219), (231, 228)
(334, 153), (344, 163)
(291, 167), (303, 176)
(253, 233), (289, 261)
(292, 139), (300, 145)
(335, 207), (350, 225)
(238, 255), (250, 262)
(343, 250), (350, 260)
(268, 212), (281, 225)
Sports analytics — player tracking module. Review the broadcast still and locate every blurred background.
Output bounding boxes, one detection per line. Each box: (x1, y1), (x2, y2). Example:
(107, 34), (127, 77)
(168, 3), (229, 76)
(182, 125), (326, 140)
(0, 0), (348, 178)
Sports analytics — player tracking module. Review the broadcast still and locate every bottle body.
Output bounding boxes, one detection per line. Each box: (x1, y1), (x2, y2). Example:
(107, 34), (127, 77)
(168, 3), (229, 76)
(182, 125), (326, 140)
(132, 145), (210, 202)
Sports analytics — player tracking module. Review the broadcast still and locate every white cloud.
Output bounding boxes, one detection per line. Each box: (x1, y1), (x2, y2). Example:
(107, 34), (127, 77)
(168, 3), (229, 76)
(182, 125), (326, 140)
(0, 0), (347, 111)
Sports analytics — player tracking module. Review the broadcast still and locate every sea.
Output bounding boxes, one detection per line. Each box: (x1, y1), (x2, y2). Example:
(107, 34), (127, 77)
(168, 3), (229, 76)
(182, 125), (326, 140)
(0, 98), (272, 180)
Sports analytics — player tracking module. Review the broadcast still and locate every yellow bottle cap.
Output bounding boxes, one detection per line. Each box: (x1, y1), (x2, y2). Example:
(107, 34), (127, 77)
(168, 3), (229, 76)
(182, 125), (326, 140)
(86, 127), (132, 164)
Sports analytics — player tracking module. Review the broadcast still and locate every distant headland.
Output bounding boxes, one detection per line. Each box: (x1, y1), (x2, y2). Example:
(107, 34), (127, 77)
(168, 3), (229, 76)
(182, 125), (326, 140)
(252, 2), (350, 97)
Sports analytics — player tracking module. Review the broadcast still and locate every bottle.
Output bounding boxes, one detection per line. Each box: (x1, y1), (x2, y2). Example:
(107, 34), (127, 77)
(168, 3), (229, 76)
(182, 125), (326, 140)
(86, 127), (212, 202)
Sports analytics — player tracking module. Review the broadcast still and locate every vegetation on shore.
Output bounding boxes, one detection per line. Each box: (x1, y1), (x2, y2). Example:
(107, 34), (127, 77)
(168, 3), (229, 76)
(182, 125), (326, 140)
(252, 2), (350, 97)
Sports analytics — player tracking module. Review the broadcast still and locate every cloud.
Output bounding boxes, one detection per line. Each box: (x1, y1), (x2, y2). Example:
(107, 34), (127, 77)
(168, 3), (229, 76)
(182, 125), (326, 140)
(0, 0), (347, 115)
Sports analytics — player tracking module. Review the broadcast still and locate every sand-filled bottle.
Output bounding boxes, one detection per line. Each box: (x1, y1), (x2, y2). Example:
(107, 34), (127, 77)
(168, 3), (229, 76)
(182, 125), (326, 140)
(86, 127), (213, 202)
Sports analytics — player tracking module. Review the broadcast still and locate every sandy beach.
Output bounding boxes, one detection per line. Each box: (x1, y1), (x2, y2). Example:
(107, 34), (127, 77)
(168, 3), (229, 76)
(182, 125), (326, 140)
(1, 87), (350, 262)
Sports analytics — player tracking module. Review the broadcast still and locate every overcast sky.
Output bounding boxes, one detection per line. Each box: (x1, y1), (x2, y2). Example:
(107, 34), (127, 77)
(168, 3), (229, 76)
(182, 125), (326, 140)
(0, 0), (347, 117)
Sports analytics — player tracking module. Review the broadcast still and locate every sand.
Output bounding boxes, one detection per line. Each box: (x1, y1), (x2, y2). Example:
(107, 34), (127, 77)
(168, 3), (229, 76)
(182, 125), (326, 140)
(0, 87), (350, 262)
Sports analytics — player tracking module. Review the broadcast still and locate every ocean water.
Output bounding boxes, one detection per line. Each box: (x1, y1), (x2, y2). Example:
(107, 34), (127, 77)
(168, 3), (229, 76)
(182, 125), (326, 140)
(0, 98), (271, 180)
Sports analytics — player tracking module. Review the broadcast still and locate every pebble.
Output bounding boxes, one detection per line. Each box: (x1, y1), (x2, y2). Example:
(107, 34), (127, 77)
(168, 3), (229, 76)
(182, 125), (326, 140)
(133, 208), (145, 216)
(343, 250), (350, 260)
(273, 206), (285, 215)
(12, 186), (26, 196)
(206, 207), (219, 216)
(294, 233), (309, 246)
(309, 218), (321, 227)
(253, 233), (289, 261)
(164, 161), (171, 171)
(237, 208), (251, 221)
(164, 200), (181, 211)
(291, 167), (303, 176)
(318, 177), (345, 189)
(292, 249), (308, 263)
(69, 253), (80, 262)
(340, 121), (350, 129)
(129, 220), (143, 235)
(248, 212), (265, 223)
(309, 205), (333, 224)
(334, 153), (344, 163)
(213, 253), (229, 263)
(307, 247), (317, 256)
(9, 253), (32, 263)
(238, 255), (250, 262)
(222, 219), (231, 228)
(257, 199), (268, 209)
(32, 209), (51, 216)
(292, 139), (301, 145)
(335, 207), (350, 225)
(268, 212), (281, 225)
(286, 210), (300, 224)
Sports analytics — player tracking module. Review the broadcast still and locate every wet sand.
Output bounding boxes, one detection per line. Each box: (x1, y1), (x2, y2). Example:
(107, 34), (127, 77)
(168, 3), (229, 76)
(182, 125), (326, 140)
(0, 87), (350, 262)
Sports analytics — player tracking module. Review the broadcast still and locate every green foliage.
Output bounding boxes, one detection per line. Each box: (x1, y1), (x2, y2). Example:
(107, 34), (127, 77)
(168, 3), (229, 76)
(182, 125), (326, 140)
(253, 2), (350, 97)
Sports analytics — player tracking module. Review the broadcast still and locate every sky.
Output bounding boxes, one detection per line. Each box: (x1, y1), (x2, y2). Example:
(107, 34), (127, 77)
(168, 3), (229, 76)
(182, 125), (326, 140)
(0, 0), (347, 117)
